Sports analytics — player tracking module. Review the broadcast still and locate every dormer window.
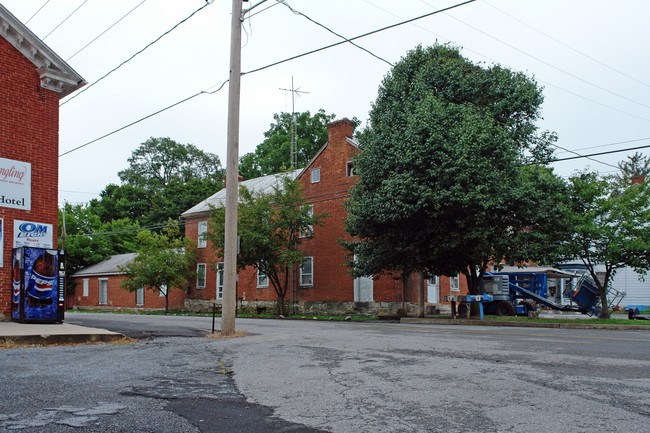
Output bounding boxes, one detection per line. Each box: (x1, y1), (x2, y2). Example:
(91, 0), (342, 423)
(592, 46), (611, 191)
(311, 167), (321, 183)
(346, 161), (356, 177)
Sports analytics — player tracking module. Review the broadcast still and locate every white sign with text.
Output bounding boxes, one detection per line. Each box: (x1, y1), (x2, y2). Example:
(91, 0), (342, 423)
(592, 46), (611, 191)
(14, 220), (54, 249)
(0, 157), (31, 211)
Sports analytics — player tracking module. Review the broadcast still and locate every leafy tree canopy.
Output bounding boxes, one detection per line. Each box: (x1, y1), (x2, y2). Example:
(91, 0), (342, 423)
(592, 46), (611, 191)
(206, 177), (324, 315)
(345, 44), (562, 294)
(553, 172), (650, 318)
(119, 223), (197, 313)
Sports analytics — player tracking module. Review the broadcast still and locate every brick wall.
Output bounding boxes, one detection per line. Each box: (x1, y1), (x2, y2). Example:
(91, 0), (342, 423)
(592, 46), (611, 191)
(0, 37), (60, 319)
(71, 274), (186, 310)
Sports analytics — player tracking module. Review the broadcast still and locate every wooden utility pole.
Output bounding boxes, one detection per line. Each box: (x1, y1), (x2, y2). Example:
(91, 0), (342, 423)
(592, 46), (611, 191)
(221, 0), (244, 336)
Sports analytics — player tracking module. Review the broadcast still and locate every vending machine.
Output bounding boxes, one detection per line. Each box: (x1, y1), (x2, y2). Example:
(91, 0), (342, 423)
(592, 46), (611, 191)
(11, 247), (65, 323)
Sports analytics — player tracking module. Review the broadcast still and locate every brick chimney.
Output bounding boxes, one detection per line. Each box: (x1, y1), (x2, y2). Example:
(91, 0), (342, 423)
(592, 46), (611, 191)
(631, 175), (645, 185)
(224, 175), (244, 187)
(327, 118), (355, 145)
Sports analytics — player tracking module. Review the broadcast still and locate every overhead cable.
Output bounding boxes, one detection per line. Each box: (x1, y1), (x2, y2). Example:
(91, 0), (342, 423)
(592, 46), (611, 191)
(66, 0), (148, 62)
(43, 0), (90, 41)
(552, 144), (650, 164)
(25, 0), (51, 25)
(555, 137), (650, 155)
(60, 0), (214, 107)
(59, 80), (229, 157)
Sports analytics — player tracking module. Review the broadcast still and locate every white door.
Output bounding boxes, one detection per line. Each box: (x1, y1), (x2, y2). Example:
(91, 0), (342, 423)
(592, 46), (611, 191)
(353, 256), (373, 302)
(427, 276), (439, 303)
(354, 275), (373, 302)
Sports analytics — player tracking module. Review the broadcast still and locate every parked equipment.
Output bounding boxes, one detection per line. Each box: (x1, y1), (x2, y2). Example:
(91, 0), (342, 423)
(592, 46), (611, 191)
(457, 271), (622, 318)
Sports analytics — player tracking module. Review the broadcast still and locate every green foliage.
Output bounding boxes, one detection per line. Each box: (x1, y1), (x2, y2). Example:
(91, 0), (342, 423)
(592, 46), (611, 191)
(89, 137), (224, 227)
(554, 172), (650, 318)
(239, 110), (338, 179)
(206, 177), (324, 315)
(345, 44), (562, 293)
(610, 152), (650, 193)
(119, 223), (197, 313)
(58, 203), (139, 285)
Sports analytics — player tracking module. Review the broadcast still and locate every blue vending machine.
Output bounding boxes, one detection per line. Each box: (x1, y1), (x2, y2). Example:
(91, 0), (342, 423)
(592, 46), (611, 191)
(11, 247), (65, 323)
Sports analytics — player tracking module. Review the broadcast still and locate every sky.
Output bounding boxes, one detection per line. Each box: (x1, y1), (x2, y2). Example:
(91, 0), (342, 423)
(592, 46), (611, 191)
(3, 0), (650, 207)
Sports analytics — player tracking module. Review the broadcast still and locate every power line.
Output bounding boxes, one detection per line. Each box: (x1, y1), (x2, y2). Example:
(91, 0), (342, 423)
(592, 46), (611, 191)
(481, 0), (650, 90)
(551, 144), (618, 169)
(66, 0), (148, 62)
(243, 0), (477, 76)
(362, 0), (650, 124)
(25, 0), (51, 25)
(42, 0), (90, 41)
(59, 80), (228, 157)
(60, 0), (213, 107)
(552, 144), (650, 164)
(418, 0), (650, 112)
(555, 137), (650, 155)
(276, 0), (394, 67)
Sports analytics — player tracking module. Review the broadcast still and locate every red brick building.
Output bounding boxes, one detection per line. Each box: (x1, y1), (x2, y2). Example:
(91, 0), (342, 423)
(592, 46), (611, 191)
(0, 5), (85, 320)
(70, 253), (186, 311)
(182, 119), (469, 315)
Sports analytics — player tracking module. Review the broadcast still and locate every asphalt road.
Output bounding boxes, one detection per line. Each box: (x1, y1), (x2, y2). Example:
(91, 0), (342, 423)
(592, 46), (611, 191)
(1, 313), (649, 432)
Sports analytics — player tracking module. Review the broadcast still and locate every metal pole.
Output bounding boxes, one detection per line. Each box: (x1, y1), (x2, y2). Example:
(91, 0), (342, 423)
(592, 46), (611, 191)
(221, 0), (243, 336)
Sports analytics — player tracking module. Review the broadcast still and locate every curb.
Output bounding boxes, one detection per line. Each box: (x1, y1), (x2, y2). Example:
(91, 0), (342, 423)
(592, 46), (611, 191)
(400, 317), (650, 330)
(1, 333), (127, 347)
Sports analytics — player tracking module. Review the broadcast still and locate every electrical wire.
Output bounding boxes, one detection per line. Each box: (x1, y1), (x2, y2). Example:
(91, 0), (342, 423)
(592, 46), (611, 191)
(60, 0), (214, 107)
(555, 137), (650, 155)
(552, 144), (650, 164)
(25, 0), (51, 25)
(481, 0), (650, 90)
(244, 1), (280, 20)
(551, 144), (618, 169)
(243, 0), (476, 76)
(418, 0), (650, 112)
(42, 0), (90, 41)
(275, 0), (394, 67)
(363, 0), (650, 124)
(66, 0), (148, 62)
(59, 80), (229, 157)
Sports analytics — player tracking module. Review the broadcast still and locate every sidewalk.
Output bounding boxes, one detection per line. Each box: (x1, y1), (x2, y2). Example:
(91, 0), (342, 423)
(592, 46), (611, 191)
(0, 321), (125, 346)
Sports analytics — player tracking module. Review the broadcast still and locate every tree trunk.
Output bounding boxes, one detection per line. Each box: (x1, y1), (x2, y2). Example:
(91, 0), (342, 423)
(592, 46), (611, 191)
(165, 292), (169, 315)
(417, 271), (425, 318)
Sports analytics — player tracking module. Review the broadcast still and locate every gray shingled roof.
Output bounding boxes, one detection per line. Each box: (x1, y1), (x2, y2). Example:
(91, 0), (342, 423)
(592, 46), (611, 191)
(181, 169), (301, 218)
(72, 253), (136, 277)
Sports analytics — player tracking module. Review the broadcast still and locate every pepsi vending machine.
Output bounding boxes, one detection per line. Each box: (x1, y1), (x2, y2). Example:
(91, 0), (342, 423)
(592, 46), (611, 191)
(11, 247), (65, 323)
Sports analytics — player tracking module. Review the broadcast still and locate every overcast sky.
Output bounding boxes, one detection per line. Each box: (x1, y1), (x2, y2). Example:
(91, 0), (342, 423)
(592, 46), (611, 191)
(3, 0), (650, 207)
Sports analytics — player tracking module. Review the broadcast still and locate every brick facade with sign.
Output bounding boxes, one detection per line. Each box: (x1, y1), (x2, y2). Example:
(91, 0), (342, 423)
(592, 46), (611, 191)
(0, 5), (85, 319)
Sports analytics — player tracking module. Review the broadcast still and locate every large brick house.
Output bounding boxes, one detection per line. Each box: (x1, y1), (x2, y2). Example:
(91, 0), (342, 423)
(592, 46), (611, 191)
(182, 118), (469, 314)
(0, 5), (85, 319)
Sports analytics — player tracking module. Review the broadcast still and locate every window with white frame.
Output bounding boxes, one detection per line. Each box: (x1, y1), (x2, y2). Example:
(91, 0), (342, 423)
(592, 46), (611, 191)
(257, 265), (269, 288)
(159, 284), (167, 297)
(197, 221), (208, 248)
(197, 263), (206, 289)
(300, 257), (313, 286)
(300, 205), (314, 238)
(310, 167), (320, 183)
(99, 279), (108, 305)
(216, 262), (224, 299)
(136, 287), (144, 306)
(450, 274), (460, 292)
(346, 161), (356, 177)
(82, 278), (89, 297)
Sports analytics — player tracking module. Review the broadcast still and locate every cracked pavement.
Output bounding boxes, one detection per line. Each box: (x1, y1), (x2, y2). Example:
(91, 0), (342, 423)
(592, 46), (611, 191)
(1, 313), (649, 432)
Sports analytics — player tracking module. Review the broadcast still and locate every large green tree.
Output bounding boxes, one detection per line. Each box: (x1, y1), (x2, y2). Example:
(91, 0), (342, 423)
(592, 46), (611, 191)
(610, 152), (650, 194)
(554, 172), (650, 318)
(119, 223), (197, 313)
(345, 44), (562, 295)
(90, 137), (224, 227)
(206, 176), (323, 315)
(239, 110), (337, 179)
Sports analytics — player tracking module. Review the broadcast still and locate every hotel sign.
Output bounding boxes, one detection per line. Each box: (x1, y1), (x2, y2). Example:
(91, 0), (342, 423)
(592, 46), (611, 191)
(0, 157), (31, 211)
